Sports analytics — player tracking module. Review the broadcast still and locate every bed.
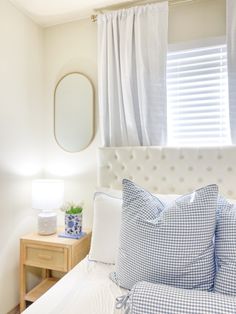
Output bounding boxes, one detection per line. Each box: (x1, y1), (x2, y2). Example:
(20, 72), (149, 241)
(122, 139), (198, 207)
(22, 146), (236, 314)
(22, 257), (126, 314)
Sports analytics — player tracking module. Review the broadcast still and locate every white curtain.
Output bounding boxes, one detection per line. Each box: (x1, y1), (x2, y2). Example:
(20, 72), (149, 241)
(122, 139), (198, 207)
(227, 0), (236, 144)
(98, 2), (168, 146)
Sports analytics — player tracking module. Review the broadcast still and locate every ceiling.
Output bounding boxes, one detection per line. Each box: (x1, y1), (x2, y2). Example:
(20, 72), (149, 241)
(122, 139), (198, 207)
(9, 0), (131, 27)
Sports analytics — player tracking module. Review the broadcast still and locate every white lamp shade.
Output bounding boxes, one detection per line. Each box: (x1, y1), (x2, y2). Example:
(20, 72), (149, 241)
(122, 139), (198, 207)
(32, 179), (64, 211)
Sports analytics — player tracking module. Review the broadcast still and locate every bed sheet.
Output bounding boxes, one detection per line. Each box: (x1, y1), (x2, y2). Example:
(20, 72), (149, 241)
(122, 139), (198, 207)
(22, 257), (126, 314)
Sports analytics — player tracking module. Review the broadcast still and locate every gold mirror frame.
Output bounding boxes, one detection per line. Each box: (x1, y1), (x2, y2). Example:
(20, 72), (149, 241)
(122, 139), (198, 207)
(54, 72), (94, 152)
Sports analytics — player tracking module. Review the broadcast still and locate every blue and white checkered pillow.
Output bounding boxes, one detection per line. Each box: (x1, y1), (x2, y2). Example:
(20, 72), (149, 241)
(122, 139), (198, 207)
(116, 281), (236, 314)
(110, 179), (218, 290)
(214, 197), (236, 295)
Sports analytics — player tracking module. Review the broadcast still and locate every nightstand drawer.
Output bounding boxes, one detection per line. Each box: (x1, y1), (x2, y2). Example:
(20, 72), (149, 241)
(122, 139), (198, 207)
(25, 244), (68, 271)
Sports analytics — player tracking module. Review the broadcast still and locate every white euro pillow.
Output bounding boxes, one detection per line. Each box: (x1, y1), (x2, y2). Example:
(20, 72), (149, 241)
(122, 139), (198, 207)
(89, 192), (122, 264)
(96, 186), (179, 204)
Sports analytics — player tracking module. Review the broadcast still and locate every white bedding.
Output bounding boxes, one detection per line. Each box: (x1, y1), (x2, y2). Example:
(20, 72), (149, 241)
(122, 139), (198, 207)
(23, 257), (126, 314)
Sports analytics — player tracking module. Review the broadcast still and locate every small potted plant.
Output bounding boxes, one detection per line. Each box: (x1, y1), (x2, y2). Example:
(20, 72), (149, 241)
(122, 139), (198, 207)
(60, 201), (83, 235)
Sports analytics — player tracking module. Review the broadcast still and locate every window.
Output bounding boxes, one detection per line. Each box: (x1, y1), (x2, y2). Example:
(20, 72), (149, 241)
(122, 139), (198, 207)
(167, 43), (230, 146)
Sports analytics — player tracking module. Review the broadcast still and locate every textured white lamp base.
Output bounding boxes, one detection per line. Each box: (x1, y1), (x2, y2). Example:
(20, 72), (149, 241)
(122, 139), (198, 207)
(38, 211), (57, 235)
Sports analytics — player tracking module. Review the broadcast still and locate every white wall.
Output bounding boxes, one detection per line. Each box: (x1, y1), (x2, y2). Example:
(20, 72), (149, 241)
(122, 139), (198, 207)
(169, 0), (226, 43)
(43, 19), (98, 229)
(0, 1), (44, 313)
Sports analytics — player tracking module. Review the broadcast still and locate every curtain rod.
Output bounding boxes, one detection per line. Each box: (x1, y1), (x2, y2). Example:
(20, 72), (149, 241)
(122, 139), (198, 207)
(91, 0), (197, 22)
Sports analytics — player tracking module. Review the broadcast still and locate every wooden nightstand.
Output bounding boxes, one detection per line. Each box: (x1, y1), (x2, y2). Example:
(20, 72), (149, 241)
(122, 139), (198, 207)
(19, 230), (91, 313)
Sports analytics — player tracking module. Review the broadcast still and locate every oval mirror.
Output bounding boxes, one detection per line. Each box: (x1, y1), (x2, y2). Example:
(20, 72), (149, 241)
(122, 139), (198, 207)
(54, 73), (94, 152)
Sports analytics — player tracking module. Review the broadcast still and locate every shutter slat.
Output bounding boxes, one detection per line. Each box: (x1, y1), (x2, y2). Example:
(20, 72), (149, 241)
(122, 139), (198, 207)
(169, 92), (227, 102)
(168, 85), (227, 96)
(168, 60), (227, 72)
(172, 119), (226, 127)
(167, 66), (227, 79)
(168, 79), (227, 90)
(172, 125), (228, 132)
(172, 114), (226, 122)
(167, 73), (227, 84)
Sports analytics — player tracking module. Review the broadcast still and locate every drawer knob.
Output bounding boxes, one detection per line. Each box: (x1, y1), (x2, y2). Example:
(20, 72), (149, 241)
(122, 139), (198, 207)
(38, 254), (53, 261)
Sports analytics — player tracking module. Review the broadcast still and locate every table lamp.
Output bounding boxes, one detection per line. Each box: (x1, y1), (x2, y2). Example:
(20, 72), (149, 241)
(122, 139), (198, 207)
(32, 179), (64, 235)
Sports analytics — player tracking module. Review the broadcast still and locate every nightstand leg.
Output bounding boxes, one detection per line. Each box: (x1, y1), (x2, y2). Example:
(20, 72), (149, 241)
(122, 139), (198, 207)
(20, 263), (26, 312)
(42, 268), (50, 279)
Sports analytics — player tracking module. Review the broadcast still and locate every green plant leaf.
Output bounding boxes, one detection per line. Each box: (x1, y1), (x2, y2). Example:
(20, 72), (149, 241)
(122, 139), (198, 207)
(65, 206), (83, 214)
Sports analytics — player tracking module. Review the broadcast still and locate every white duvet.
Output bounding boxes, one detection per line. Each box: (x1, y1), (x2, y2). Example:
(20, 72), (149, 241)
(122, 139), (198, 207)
(23, 257), (126, 314)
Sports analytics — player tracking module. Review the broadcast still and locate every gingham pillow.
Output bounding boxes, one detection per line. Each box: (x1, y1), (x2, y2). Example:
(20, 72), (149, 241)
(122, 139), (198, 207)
(214, 197), (236, 295)
(116, 281), (236, 314)
(110, 179), (218, 290)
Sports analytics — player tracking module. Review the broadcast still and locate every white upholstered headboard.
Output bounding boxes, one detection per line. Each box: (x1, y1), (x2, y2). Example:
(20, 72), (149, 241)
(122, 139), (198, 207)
(98, 146), (236, 199)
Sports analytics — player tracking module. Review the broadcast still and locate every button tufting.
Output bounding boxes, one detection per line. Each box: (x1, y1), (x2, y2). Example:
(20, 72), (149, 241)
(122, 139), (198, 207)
(137, 166), (141, 171)
(217, 155), (222, 160)
(121, 165), (125, 170)
(198, 155), (203, 160)
(218, 178), (223, 183)
(146, 155), (150, 160)
(130, 155), (134, 159)
(179, 155), (184, 160)
(162, 177), (166, 181)
(106, 165), (110, 170)
(145, 177), (149, 181)
(114, 154), (118, 160)
(227, 167), (233, 172)
(188, 166), (193, 171)
(154, 187), (158, 191)
(198, 178), (203, 183)
(161, 155), (166, 160)
(153, 166), (157, 170)
(170, 166), (175, 171)
(207, 167), (212, 172)
(129, 176), (133, 180)
(228, 190), (233, 196)
(179, 177), (184, 182)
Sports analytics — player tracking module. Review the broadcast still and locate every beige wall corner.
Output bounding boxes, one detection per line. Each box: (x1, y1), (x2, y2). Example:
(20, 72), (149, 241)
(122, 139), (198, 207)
(7, 305), (20, 314)
(0, 1), (44, 313)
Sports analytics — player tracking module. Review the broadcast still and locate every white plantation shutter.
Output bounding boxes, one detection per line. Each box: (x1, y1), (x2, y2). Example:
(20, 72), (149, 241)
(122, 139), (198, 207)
(167, 44), (231, 146)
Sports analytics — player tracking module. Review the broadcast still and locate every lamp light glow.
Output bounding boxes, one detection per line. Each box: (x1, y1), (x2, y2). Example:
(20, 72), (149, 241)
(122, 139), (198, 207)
(32, 179), (64, 235)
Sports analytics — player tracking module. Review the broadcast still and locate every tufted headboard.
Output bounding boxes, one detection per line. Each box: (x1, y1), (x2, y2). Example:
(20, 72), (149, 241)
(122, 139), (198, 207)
(98, 146), (236, 199)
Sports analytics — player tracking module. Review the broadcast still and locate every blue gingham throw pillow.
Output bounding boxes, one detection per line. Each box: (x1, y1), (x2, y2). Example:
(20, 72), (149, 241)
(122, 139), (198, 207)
(116, 281), (236, 314)
(110, 179), (218, 290)
(214, 197), (236, 295)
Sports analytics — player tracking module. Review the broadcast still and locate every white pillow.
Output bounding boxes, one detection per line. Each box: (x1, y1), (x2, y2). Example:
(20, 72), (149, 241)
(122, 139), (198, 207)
(89, 192), (122, 264)
(95, 187), (123, 198)
(96, 186), (179, 203)
(89, 188), (180, 264)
